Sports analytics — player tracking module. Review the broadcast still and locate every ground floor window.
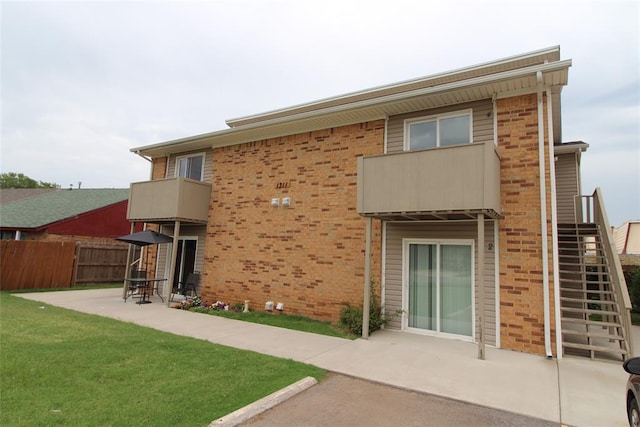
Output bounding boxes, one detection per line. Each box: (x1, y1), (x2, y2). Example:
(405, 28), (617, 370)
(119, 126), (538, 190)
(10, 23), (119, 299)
(404, 239), (474, 338)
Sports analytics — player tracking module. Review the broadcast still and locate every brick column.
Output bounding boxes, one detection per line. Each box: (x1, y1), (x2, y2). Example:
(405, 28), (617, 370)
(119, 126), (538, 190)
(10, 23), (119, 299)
(497, 94), (555, 355)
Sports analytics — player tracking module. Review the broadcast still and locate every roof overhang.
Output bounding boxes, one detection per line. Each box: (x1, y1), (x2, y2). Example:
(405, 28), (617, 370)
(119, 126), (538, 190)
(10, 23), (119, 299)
(554, 141), (589, 154)
(132, 47), (571, 158)
(360, 209), (501, 222)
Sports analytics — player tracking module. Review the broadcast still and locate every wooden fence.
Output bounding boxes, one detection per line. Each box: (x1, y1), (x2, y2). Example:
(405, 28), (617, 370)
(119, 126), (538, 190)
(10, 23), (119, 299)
(73, 244), (129, 284)
(0, 241), (130, 291)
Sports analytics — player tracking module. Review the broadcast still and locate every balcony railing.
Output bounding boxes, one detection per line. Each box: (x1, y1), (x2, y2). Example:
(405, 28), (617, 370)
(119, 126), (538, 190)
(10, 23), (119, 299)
(127, 177), (211, 224)
(357, 142), (501, 218)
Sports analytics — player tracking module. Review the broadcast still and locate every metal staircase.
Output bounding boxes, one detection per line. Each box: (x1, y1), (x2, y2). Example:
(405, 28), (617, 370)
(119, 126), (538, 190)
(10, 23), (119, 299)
(558, 222), (630, 360)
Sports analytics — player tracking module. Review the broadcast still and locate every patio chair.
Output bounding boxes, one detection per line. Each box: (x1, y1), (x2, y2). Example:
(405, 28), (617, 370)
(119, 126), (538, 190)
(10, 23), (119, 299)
(171, 272), (200, 301)
(124, 269), (146, 302)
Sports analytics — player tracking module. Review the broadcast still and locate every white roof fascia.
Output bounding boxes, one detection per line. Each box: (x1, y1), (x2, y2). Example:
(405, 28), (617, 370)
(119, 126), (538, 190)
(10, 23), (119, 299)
(131, 59), (571, 156)
(554, 142), (589, 154)
(226, 46), (561, 127)
(227, 60), (571, 130)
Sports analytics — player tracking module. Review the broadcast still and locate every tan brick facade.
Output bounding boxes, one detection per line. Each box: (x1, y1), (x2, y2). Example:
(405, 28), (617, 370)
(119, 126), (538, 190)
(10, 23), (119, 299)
(202, 122), (385, 322)
(151, 157), (168, 180)
(497, 94), (556, 355)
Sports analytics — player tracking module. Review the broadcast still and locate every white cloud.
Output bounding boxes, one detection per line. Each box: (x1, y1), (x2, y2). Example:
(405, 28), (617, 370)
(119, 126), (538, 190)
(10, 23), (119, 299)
(1, 0), (638, 222)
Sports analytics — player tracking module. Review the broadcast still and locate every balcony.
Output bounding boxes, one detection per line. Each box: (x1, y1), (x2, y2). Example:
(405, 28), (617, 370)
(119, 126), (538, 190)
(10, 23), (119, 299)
(356, 142), (501, 220)
(127, 177), (211, 224)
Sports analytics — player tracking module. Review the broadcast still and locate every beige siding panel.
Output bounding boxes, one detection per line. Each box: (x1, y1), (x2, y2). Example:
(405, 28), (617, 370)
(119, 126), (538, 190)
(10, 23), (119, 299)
(386, 99), (494, 153)
(614, 223), (629, 253)
(384, 221), (497, 346)
(555, 152), (579, 223)
(627, 224), (640, 254)
(167, 149), (214, 183)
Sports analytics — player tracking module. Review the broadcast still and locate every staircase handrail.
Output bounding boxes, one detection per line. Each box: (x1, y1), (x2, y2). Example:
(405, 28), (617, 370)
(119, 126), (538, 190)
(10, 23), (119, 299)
(592, 187), (634, 356)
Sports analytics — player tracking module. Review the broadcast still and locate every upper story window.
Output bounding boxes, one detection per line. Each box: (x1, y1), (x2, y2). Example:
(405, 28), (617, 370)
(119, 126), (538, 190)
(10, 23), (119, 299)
(404, 110), (472, 151)
(176, 154), (204, 181)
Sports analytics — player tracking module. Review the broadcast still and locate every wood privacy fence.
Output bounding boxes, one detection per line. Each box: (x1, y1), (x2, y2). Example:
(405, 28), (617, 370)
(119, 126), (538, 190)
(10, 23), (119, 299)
(0, 241), (129, 290)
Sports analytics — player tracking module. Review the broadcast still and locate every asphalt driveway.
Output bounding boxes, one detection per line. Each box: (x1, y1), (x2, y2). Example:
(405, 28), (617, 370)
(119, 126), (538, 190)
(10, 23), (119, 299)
(241, 374), (558, 427)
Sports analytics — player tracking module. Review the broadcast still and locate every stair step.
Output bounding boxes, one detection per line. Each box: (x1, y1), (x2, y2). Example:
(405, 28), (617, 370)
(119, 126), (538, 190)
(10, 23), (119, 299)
(561, 306), (621, 317)
(559, 275), (610, 283)
(557, 234), (599, 239)
(559, 276), (610, 282)
(560, 297), (618, 305)
(558, 253), (606, 259)
(560, 291), (614, 298)
(561, 317), (622, 328)
(559, 275), (609, 280)
(562, 329), (625, 340)
(559, 256), (606, 261)
(560, 282), (611, 288)
(558, 224), (598, 231)
(559, 262), (608, 268)
(562, 341), (627, 356)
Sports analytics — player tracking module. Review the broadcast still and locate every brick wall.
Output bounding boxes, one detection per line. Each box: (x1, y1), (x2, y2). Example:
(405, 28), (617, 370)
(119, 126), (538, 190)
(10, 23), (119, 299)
(497, 94), (556, 355)
(152, 157), (168, 180)
(203, 121), (385, 322)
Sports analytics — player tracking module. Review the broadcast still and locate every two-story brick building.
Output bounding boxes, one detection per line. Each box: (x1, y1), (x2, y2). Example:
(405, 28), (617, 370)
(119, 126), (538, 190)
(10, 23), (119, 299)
(126, 46), (631, 360)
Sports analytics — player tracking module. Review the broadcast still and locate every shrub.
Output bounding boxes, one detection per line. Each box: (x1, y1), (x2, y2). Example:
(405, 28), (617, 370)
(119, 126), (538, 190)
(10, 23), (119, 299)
(339, 281), (386, 335)
(625, 267), (640, 312)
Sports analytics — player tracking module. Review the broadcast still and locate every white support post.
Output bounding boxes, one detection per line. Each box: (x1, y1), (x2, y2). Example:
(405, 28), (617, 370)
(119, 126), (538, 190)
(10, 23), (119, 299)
(166, 221), (181, 306)
(122, 222), (136, 300)
(362, 217), (372, 339)
(478, 213), (486, 360)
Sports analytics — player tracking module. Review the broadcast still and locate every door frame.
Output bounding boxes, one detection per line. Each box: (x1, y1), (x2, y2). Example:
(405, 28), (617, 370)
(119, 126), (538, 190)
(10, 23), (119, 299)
(401, 238), (475, 341)
(164, 236), (198, 289)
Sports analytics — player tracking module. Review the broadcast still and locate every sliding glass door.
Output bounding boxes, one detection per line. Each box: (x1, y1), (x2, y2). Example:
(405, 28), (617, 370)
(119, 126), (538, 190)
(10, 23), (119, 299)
(405, 240), (473, 338)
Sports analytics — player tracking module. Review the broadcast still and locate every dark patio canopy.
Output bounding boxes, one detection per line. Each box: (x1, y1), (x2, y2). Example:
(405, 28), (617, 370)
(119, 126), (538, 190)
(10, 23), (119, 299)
(115, 230), (173, 247)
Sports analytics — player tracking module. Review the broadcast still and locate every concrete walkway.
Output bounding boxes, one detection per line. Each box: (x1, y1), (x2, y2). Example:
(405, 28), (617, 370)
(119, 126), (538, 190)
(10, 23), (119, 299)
(15, 288), (630, 426)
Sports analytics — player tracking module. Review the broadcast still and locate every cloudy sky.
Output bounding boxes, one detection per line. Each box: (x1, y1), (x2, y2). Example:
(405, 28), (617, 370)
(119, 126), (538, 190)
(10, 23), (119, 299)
(1, 0), (638, 226)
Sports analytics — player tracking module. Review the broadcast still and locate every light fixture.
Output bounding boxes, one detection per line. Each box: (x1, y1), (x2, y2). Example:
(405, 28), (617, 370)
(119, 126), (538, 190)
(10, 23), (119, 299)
(281, 197), (291, 207)
(271, 198), (280, 207)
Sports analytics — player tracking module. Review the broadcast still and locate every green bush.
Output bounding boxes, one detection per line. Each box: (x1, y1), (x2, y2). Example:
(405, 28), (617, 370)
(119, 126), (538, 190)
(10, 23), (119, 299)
(625, 267), (640, 312)
(339, 281), (386, 335)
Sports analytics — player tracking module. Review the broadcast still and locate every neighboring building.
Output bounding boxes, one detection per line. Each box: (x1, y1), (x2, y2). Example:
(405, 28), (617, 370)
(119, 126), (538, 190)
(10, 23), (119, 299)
(614, 221), (640, 255)
(0, 188), (58, 205)
(0, 189), (134, 243)
(127, 46), (631, 360)
(614, 221), (640, 270)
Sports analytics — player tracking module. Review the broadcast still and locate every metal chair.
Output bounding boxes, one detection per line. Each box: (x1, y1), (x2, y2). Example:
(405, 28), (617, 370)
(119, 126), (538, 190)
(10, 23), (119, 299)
(171, 272), (200, 301)
(124, 269), (146, 302)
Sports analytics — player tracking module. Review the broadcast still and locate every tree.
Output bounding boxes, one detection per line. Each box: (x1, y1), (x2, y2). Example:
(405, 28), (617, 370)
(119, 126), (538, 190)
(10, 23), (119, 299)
(0, 172), (58, 189)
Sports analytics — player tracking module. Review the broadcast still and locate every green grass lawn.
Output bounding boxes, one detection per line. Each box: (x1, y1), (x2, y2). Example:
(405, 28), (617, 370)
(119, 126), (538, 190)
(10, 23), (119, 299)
(0, 292), (325, 426)
(190, 307), (350, 338)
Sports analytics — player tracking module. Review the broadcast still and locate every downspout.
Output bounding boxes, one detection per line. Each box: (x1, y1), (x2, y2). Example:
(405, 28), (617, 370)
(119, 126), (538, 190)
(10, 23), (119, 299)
(362, 216), (372, 339)
(546, 88), (563, 359)
(537, 71), (552, 358)
(383, 115), (389, 153)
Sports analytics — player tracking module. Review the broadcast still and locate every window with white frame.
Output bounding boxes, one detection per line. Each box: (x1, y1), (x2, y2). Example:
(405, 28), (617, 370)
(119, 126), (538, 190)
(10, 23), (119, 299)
(176, 154), (204, 181)
(405, 110), (472, 151)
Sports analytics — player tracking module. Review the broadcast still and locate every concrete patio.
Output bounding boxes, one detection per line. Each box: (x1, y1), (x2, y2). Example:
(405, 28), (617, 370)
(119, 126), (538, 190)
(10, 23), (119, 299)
(15, 288), (632, 426)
